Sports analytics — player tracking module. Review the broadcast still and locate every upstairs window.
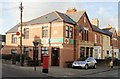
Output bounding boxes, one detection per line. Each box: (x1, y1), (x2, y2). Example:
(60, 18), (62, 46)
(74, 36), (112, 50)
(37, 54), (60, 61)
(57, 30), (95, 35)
(100, 36), (103, 44)
(69, 27), (73, 38)
(95, 34), (97, 43)
(42, 26), (48, 38)
(11, 34), (17, 43)
(84, 17), (86, 23)
(24, 28), (29, 39)
(85, 30), (88, 41)
(65, 25), (69, 38)
(82, 30), (88, 41)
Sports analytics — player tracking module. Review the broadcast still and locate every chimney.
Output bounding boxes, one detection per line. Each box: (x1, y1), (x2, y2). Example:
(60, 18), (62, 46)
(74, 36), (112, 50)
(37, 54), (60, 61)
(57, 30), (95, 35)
(107, 24), (112, 28)
(91, 18), (99, 27)
(66, 8), (77, 13)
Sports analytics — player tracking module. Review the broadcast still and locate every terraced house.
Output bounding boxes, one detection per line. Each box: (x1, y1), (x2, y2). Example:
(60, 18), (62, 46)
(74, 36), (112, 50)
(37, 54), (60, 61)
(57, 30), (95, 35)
(2, 8), (119, 67)
(102, 25), (119, 59)
(91, 19), (112, 59)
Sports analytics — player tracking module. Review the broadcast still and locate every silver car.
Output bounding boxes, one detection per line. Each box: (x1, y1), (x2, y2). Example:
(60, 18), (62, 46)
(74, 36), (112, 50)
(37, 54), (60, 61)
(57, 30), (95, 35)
(72, 57), (97, 69)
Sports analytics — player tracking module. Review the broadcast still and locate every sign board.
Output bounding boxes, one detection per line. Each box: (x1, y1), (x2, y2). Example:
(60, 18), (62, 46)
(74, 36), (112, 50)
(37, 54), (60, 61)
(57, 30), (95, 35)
(41, 38), (49, 44)
(69, 39), (74, 44)
(50, 38), (64, 43)
(64, 38), (69, 44)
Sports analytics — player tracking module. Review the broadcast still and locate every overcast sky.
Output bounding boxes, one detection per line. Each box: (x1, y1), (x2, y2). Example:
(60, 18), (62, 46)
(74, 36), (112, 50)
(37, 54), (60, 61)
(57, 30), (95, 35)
(0, 0), (119, 34)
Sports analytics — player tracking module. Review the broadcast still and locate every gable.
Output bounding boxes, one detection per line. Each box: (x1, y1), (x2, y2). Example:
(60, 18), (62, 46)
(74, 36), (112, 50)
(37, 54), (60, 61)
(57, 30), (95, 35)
(113, 30), (117, 38)
(77, 12), (93, 31)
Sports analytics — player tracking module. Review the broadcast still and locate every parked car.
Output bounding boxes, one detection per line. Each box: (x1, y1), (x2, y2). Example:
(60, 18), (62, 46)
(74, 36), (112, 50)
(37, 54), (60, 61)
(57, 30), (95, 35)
(72, 57), (97, 69)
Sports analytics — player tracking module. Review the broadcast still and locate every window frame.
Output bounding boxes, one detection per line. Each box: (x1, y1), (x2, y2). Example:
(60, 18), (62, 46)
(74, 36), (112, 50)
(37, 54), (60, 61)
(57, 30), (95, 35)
(69, 26), (73, 38)
(41, 47), (48, 63)
(42, 26), (48, 38)
(11, 34), (17, 44)
(65, 25), (69, 38)
(95, 34), (97, 43)
(100, 36), (103, 44)
(24, 28), (29, 39)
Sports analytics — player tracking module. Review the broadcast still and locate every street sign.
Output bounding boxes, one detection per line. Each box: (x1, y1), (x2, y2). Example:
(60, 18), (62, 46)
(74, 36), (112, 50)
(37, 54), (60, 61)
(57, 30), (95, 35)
(16, 32), (20, 36)
(64, 38), (69, 44)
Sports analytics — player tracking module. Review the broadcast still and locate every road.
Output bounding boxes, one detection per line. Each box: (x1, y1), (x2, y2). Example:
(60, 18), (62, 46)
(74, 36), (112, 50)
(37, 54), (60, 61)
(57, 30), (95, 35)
(83, 68), (119, 77)
(2, 62), (120, 79)
(2, 63), (48, 77)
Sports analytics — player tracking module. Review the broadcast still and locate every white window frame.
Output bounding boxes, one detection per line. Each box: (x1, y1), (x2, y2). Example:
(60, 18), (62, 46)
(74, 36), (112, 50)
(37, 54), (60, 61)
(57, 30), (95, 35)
(95, 34), (97, 43)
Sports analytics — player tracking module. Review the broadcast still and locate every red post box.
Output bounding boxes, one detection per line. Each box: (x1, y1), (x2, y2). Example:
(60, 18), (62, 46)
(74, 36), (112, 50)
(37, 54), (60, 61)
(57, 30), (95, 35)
(42, 54), (49, 73)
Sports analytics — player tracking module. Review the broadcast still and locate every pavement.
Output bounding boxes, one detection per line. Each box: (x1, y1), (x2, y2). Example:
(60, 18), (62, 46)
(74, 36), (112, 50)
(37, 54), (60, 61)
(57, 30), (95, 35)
(2, 59), (119, 77)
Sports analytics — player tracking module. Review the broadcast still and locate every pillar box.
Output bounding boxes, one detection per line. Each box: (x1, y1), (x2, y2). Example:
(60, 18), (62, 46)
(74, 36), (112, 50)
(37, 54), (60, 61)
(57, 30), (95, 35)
(42, 54), (49, 73)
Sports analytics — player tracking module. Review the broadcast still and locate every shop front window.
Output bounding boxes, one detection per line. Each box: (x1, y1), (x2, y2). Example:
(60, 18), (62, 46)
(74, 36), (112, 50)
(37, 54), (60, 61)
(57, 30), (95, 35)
(41, 47), (48, 63)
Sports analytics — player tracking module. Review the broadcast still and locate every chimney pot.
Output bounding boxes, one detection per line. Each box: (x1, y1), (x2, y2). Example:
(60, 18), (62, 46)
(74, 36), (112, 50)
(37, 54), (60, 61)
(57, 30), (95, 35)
(91, 18), (99, 27)
(66, 8), (77, 13)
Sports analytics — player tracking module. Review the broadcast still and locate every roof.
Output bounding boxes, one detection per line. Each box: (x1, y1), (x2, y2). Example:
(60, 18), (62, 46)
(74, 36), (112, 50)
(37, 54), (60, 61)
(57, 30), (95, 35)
(92, 25), (105, 34)
(6, 24), (18, 33)
(102, 29), (113, 36)
(66, 11), (85, 22)
(6, 10), (83, 33)
(102, 27), (116, 33)
(102, 27), (117, 37)
(56, 11), (76, 24)
(24, 11), (76, 25)
(92, 25), (113, 36)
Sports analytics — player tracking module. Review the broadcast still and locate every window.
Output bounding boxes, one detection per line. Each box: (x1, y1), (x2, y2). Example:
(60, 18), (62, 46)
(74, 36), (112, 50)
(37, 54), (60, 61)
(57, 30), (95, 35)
(84, 17), (86, 23)
(11, 34), (17, 43)
(86, 30), (88, 41)
(82, 31), (84, 41)
(24, 28), (29, 39)
(69, 27), (73, 38)
(41, 47), (48, 54)
(42, 26), (48, 38)
(80, 47), (85, 58)
(100, 36), (103, 44)
(41, 47), (48, 63)
(107, 51), (109, 54)
(24, 47), (29, 56)
(90, 48), (93, 57)
(95, 34), (97, 43)
(82, 30), (88, 41)
(65, 25), (69, 38)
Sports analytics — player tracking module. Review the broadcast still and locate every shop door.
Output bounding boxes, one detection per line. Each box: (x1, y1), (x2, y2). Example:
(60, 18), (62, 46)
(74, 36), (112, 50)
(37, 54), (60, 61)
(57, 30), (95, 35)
(51, 47), (60, 66)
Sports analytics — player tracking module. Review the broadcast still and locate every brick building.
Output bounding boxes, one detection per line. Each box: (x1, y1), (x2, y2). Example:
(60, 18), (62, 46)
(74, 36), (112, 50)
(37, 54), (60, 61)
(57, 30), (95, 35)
(91, 19), (112, 59)
(102, 25), (119, 59)
(3, 8), (119, 67)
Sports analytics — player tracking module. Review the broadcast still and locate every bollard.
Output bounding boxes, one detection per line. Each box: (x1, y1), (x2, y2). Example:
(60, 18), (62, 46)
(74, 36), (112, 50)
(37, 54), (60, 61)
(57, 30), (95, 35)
(110, 60), (113, 69)
(42, 54), (49, 73)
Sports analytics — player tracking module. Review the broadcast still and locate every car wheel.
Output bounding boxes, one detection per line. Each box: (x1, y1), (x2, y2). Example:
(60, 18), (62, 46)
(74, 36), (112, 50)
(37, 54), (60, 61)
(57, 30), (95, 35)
(93, 64), (96, 69)
(72, 66), (76, 69)
(85, 64), (88, 70)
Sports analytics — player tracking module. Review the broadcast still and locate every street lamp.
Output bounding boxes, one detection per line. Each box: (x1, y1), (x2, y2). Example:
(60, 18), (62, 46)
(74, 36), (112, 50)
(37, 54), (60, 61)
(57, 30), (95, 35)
(33, 40), (39, 71)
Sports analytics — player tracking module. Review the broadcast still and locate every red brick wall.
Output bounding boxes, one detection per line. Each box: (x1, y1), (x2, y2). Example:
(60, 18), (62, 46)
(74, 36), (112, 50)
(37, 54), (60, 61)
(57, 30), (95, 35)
(74, 12), (94, 59)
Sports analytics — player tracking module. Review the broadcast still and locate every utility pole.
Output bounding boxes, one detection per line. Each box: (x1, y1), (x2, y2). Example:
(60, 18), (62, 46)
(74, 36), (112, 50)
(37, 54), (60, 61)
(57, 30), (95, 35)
(19, 2), (23, 66)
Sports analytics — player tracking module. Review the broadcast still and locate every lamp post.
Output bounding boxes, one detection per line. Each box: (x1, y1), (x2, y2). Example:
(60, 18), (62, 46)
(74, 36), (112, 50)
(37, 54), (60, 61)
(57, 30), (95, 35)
(19, 2), (23, 66)
(33, 40), (39, 71)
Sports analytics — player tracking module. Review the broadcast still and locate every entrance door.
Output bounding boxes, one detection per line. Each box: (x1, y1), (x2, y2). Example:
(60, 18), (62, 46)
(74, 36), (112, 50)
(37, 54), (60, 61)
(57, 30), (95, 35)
(51, 47), (60, 66)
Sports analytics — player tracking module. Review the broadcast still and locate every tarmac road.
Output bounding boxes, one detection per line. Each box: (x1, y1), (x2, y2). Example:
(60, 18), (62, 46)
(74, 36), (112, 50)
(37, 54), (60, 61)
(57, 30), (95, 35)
(1, 61), (119, 79)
